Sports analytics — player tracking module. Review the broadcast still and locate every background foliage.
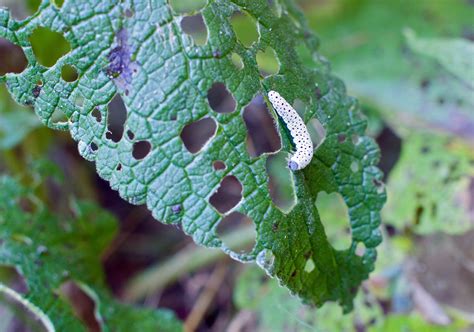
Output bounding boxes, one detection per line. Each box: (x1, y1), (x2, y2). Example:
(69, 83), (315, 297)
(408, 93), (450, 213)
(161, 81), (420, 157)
(0, 0), (473, 331)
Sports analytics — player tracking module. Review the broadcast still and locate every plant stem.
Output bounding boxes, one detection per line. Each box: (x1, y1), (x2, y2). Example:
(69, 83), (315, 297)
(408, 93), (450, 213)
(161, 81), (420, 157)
(184, 263), (228, 332)
(122, 225), (256, 302)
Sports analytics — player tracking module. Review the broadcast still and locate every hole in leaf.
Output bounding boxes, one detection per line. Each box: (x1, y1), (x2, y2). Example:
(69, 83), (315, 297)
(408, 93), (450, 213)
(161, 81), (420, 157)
(213, 160), (226, 171)
(351, 161), (359, 173)
(106, 94), (127, 143)
(243, 95), (281, 157)
(352, 134), (360, 145)
(132, 141), (151, 160)
(61, 64), (78, 82)
(32, 81), (42, 98)
(0, 38), (28, 75)
(181, 14), (208, 46)
(126, 130), (135, 140)
(29, 27), (71, 67)
(314, 86), (323, 100)
(75, 95), (84, 108)
(207, 82), (237, 114)
(256, 46), (279, 76)
(376, 126), (402, 180)
(116, 163), (122, 171)
(169, 0), (207, 13)
(209, 175), (243, 214)
(91, 108), (102, 123)
(338, 133), (346, 143)
(304, 257), (315, 273)
(59, 281), (102, 332)
(373, 178), (385, 194)
(180, 117), (217, 153)
(231, 52), (244, 70)
(52, 0), (65, 8)
(256, 249), (275, 271)
(230, 11), (259, 47)
(217, 212), (256, 253)
(355, 243), (366, 257)
(316, 192), (351, 250)
(0, 265), (28, 294)
(3, 0), (40, 20)
(50, 108), (68, 125)
(90, 142), (98, 152)
(267, 152), (296, 212)
(292, 99), (306, 117)
(308, 119), (326, 147)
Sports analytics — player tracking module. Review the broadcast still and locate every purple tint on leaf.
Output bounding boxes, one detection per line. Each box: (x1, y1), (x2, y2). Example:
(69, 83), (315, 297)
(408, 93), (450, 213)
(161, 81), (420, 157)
(106, 29), (138, 90)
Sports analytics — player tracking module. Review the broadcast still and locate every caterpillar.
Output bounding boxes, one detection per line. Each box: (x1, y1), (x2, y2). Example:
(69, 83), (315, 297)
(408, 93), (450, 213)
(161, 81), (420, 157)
(268, 90), (313, 171)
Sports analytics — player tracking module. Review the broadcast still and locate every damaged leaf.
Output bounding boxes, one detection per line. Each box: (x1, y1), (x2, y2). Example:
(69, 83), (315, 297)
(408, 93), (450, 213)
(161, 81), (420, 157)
(0, 0), (385, 310)
(0, 176), (182, 331)
(384, 132), (474, 234)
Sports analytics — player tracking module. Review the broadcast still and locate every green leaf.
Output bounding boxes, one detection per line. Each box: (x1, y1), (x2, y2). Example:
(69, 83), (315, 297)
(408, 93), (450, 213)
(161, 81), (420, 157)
(0, 176), (182, 331)
(0, 0), (385, 310)
(384, 132), (474, 234)
(0, 85), (40, 150)
(309, 0), (474, 140)
(404, 28), (474, 88)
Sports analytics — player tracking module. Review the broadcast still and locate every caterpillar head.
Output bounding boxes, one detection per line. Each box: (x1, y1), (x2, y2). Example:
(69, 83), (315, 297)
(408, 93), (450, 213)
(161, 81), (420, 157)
(288, 160), (299, 171)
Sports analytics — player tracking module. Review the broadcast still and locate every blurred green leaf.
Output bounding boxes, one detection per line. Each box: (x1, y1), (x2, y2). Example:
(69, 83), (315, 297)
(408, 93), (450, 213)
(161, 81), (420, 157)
(308, 0), (474, 141)
(384, 133), (474, 234)
(404, 28), (474, 88)
(0, 85), (40, 150)
(0, 176), (182, 331)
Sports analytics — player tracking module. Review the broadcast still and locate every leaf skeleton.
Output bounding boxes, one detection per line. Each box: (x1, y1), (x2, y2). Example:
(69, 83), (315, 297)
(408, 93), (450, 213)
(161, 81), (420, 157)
(268, 90), (314, 171)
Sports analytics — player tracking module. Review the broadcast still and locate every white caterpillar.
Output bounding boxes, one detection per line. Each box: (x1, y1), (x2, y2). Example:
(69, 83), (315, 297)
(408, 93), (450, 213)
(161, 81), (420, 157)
(268, 90), (313, 171)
